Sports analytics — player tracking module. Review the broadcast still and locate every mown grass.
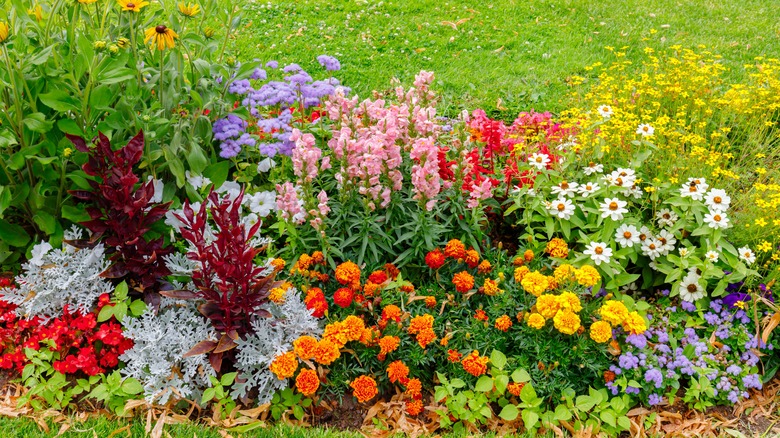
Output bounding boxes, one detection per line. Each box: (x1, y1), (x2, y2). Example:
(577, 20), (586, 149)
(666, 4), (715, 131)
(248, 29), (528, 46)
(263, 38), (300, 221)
(230, 0), (780, 116)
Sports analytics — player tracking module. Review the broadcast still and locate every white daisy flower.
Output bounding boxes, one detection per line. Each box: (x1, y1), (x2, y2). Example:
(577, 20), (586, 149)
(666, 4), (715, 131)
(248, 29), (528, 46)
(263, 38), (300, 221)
(638, 226), (653, 243)
(655, 208), (679, 228)
(615, 224), (640, 247)
(577, 181), (601, 197)
(679, 182), (706, 201)
(641, 238), (663, 260)
(679, 247), (690, 257)
(529, 153), (551, 170)
(678, 272), (705, 302)
(605, 169), (636, 188)
(599, 197), (628, 220)
(583, 241), (613, 266)
(551, 180), (579, 197)
(583, 162), (604, 175)
(597, 105), (613, 119)
(703, 210), (730, 229)
(704, 188), (730, 212)
(705, 251), (719, 263)
(657, 229), (677, 255)
(738, 246), (756, 265)
(636, 124), (654, 137)
(547, 198), (576, 220)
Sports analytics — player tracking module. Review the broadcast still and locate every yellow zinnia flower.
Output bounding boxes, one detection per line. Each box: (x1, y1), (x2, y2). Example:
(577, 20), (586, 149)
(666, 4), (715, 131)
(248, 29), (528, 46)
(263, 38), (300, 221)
(0, 22), (9, 43)
(178, 2), (201, 17)
(118, 0), (149, 12)
(144, 25), (178, 51)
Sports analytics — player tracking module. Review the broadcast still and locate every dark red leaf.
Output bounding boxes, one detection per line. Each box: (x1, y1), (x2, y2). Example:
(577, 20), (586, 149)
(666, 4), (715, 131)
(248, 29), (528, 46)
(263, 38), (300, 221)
(183, 340), (218, 358)
(213, 334), (237, 354)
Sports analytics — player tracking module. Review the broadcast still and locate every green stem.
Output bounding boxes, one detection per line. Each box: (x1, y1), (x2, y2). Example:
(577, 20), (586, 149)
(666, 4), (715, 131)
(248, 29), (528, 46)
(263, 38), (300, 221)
(217, 5), (237, 63)
(158, 49), (165, 110)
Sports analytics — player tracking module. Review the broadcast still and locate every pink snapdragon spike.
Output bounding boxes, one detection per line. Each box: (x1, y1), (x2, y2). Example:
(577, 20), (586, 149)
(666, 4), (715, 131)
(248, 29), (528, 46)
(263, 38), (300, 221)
(467, 179), (494, 209)
(291, 128), (330, 182)
(409, 137), (442, 211)
(275, 182), (305, 224)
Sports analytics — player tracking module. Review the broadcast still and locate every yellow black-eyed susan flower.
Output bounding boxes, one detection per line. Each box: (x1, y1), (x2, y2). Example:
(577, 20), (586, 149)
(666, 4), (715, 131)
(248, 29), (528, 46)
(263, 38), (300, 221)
(178, 2), (201, 17)
(144, 25), (178, 51)
(117, 0), (149, 12)
(0, 22), (9, 43)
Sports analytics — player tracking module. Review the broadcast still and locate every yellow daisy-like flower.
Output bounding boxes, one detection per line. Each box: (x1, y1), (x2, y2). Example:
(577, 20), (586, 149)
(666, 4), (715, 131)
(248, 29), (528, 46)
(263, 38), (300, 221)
(553, 309), (581, 335)
(117, 0), (149, 12)
(144, 25), (179, 51)
(589, 321), (613, 343)
(28, 5), (44, 22)
(178, 2), (201, 17)
(527, 313), (546, 329)
(0, 22), (9, 44)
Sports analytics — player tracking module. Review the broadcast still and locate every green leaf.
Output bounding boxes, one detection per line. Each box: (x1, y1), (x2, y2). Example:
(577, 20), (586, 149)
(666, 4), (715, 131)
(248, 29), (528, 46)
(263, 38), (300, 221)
(617, 415), (631, 431)
(23, 113), (54, 133)
(221, 372), (238, 387)
(129, 299), (147, 316)
(0, 219), (30, 247)
(114, 282), (128, 300)
(489, 349), (507, 370)
(494, 374), (509, 395)
(521, 409), (539, 429)
(475, 376), (493, 393)
(499, 404), (519, 421)
(519, 382), (538, 405)
(39, 90), (80, 112)
(89, 85), (115, 110)
(554, 404), (571, 421)
(201, 387), (216, 404)
(57, 118), (83, 136)
(511, 368), (531, 383)
(97, 305), (115, 323)
(61, 204), (91, 223)
(32, 211), (57, 235)
(600, 410), (617, 427)
(120, 378), (143, 395)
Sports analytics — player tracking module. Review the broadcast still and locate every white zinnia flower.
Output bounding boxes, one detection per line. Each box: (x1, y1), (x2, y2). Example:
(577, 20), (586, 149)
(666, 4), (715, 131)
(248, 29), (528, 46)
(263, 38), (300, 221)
(583, 162), (604, 175)
(657, 229), (677, 255)
(577, 181), (600, 197)
(641, 238), (663, 260)
(738, 246), (756, 264)
(678, 272), (704, 302)
(703, 210), (730, 229)
(551, 181), (579, 197)
(547, 198), (576, 220)
(636, 124), (654, 137)
(680, 178), (709, 201)
(615, 224), (640, 247)
(597, 105), (613, 119)
(655, 208), (679, 228)
(704, 188), (730, 212)
(705, 251), (719, 263)
(528, 153), (551, 170)
(583, 241), (612, 266)
(599, 197), (628, 220)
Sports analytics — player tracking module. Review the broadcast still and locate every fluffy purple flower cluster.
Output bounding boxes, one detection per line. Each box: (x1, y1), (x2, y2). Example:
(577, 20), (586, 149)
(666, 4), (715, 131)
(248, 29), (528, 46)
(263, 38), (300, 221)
(213, 114), (255, 158)
(607, 298), (774, 407)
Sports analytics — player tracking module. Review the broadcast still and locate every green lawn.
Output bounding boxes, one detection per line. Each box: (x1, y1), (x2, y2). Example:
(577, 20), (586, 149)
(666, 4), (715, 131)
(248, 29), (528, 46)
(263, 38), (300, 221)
(231, 0), (779, 116)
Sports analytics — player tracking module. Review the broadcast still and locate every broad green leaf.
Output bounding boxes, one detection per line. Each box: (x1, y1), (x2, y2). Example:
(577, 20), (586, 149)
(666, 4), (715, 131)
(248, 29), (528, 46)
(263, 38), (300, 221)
(475, 376), (493, 392)
(499, 404), (519, 421)
(490, 349), (507, 370)
(521, 409), (539, 429)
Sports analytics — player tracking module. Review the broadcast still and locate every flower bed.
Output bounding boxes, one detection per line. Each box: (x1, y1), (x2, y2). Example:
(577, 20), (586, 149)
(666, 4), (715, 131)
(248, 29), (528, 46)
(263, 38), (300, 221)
(0, 2), (779, 436)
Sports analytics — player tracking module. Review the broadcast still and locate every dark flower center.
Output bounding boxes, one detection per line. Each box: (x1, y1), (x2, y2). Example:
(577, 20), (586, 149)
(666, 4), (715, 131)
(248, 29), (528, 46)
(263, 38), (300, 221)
(687, 284), (698, 293)
(156, 25), (167, 33)
(127, 2), (135, 7)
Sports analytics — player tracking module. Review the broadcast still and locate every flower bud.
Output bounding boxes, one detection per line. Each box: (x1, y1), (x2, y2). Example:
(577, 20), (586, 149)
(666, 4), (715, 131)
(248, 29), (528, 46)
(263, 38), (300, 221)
(203, 26), (216, 39)
(109, 44), (119, 54)
(93, 40), (107, 50)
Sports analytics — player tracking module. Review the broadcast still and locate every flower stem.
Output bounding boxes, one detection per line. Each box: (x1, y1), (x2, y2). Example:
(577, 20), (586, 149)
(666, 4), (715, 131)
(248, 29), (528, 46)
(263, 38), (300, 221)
(159, 49), (165, 110)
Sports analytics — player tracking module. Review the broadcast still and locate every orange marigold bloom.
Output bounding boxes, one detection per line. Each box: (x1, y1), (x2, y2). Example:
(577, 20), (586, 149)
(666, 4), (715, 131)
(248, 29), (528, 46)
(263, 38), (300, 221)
(271, 258), (286, 272)
(545, 238), (569, 259)
(335, 261), (361, 287)
(381, 304), (402, 323)
(304, 287), (327, 318)
(514, 266), (530, 283)
(296, 254), (313, 272)
(461, 350), (489, 377)
(482, 278), (501, 296)
(295, 368), (320, 396)
(439, 335), (449, 347)
(293, 336), (318, 360)
(447, 349), (463, 362)
(406, 399), (423, 416)
(477, 260), (492, 274)
(416, 328), (437, 349)
(363, 281), (380, 297)
(333, 287), (354, 308)
(311, 251), (325, 264)
(604, 370), (616, 383)
(323, 321), (349, 347)
(425, 296), (437, 308)
(314, 339), (340, 365)
(342, 315), (366, 342)
(269, 287), (287, 303)
(383, 263), (400, 279)
(359, 327), (377, 345)
(452, 271), (475, 293)
(408, 314), (434, 334)
(350, 375), (378, 403)
(546, 276), (559, 290)
(405, 378), (422, 397)
(474, 309), (488, 321)
(523, 249), (535, 262)
(369, 270), (388, 284)
(425, 249), (446, 270)
(464, 249), (480, 268)
(387, 360), (410, 383)
(269, 352), (298, 380)
(507, 382), (525, 397)
(494, 315), (513, 332)
(400, 283), (415, 293)
(512, 256), (524, 266)
(444, 239), (466, 259)
(378, 336), (401, 356)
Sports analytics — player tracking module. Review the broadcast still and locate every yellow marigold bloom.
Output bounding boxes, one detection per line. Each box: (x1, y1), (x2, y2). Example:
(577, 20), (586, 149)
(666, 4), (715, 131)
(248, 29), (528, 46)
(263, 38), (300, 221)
(494, 315), (513, 332)
(322, 321), (348, 348)
(553, 309), (581, 335)
(545, 238), (569, 258)
(527, 313), (546, 329)
(444, 239), (466, 259)
(482, 278), (502, 296)
(293, 336), (318, 360)
(574, 265), (601, 287)
(269, 351), (298, 379)
(622, 311), (647, 335)
(144, 25), (179, 51)
(342, 315), (365, 342)
(313, 339), (340, 365)
(477, 259), (492, 274)
(118, 0), (149, 12)
(335, 261), (361, 287)
(524, 249), (535, 262)
(535, 294), (561, 319)
(599, 300), (629, 326)
(177, 2), (201, 17)
(557, 291), (582, 312)
(514, 266), (530, 283)
(268, 287), (287, 303)
(554, 264), (576, 283)
(0, 22), (9, 44)
(271, 258), (286, 271)
(589, 321), (613, 343)
(521, 271), (549, 297)
(546, 275), (559, 290)
(461, 350), (489, 377)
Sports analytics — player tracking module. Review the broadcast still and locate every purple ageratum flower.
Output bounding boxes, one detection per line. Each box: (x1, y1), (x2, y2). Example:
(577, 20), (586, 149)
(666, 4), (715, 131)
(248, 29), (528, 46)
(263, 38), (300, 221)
(258, 142), (278, 158)
(656, 331), (669, 344)
(266, 60), (279, 69)
(681, 301), (697, 312)
(316, 55), (341, 71)
(645, 368), (664, 389)
(285, 70), (313, 85)
(618, 353), (640, 370)
(709, 299), (723, 313)
(627, 334), (647, 349)
(727, 390), (740, 404)
(251, 68), (267, 81)
(704, 312), (721, 325)
(282, 63), (302, 73)
(625, 386), (641, 395)
(229, 79), (253, 95)
(716, 377), (732, 392)
(219, 140), (241, 158)
(726, 364), (742, 376)
(742, 374), (762, 390)
(648, 394), (663, 406)
(213, 114), (247, 141)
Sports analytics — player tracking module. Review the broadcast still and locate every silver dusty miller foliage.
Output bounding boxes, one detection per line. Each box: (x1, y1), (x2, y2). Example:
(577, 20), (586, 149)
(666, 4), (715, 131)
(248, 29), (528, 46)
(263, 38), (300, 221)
(120, 303), (217, 404)
(233, 289), (322, 403)
(0, 227), (111, 321)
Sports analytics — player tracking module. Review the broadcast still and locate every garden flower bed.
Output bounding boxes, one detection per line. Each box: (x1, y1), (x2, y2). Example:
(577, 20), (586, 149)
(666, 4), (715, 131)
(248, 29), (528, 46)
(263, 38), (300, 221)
(0, 1), (779, 437)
